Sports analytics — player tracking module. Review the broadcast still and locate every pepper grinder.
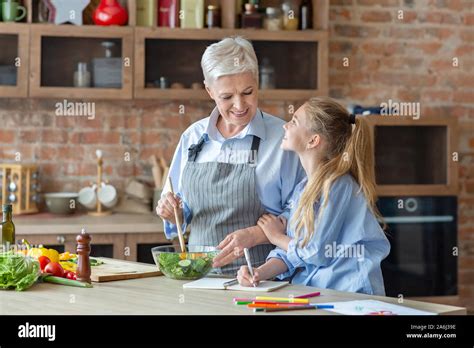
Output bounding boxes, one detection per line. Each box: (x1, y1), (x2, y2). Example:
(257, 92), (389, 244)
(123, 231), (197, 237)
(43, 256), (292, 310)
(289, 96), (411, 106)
(76, 227), (91, 284)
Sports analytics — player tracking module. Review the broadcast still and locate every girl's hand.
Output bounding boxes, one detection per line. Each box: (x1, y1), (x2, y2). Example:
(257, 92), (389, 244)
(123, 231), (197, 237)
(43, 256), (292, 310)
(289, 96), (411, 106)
(257, 214), (287, 245)
(156, 192), (183, 225)
(237, 265), (261, 287)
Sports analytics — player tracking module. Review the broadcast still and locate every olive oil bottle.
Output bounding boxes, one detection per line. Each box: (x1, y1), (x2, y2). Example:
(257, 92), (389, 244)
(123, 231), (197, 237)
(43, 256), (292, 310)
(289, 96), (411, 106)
(1, 204), (15, 252)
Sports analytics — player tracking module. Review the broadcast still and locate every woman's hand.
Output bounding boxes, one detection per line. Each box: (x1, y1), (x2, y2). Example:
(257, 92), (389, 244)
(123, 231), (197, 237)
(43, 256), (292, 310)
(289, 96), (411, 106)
(156, 192), (183, 225)
(212, 227), (258, 268)
(237, 265), (261, 287)
(257, 214), (287, 245)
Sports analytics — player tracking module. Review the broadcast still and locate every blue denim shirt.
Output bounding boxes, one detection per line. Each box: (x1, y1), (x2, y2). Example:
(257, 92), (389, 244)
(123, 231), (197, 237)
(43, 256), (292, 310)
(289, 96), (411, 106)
(267, 174), (391, 295)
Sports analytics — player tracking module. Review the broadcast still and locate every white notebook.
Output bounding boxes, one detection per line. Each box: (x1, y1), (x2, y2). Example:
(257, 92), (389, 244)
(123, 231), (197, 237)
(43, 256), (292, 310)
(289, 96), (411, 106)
(183, 277), (289, 292)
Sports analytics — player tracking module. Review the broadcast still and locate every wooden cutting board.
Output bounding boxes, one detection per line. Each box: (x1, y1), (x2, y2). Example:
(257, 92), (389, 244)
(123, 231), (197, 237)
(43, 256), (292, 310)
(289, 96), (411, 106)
(91, 257), (162, 282)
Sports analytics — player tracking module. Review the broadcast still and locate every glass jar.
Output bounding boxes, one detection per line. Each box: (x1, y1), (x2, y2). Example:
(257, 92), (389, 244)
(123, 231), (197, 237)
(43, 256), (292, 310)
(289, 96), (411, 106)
(73, 62), (91, 88)
(263, 7), (283, 31)
(241, 2), (262, 28)
(206, 5), (221, 28)
(282, 0), (300, 30)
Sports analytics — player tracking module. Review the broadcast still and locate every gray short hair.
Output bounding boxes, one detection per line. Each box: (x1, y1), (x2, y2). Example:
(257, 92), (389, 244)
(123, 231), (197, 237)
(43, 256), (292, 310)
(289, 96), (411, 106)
(201, 36), (259, 87)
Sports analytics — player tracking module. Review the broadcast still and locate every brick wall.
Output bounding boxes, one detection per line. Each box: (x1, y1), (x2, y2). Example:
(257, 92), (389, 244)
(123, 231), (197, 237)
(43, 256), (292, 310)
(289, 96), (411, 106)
(0, 0), (472, 309)
(328, 0), (474, 311)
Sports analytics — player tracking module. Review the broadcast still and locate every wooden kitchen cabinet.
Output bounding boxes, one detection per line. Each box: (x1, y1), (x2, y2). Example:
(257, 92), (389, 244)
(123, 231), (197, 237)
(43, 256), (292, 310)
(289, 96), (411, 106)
(29, 24), (134, 99)
(1, 1), (328, 102)
(366, 115), (459, 196)
(0, 23), (29, 98)
(134, 27), (328, 101)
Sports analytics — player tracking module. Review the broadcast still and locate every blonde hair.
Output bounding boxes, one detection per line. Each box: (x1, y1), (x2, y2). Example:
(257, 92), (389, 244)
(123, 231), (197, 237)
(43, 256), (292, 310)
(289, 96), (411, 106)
(201, 36), (259, 86)
(291, 97), (384, 247)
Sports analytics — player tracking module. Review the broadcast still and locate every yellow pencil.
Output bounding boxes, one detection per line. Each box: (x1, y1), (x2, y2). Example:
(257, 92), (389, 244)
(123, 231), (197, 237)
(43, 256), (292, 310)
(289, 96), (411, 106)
(255, 296), (309, 304)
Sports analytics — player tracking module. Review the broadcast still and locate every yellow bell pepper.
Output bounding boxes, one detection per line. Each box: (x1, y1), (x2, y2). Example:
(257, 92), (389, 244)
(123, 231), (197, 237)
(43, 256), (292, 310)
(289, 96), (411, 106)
(59, 261), (77, 273)
(27, 247), (60, 263)
(59, 251), (76, 261)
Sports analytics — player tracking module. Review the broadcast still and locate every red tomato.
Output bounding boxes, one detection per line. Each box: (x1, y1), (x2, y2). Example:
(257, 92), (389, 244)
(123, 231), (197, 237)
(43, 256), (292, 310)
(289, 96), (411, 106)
(44, 262), (64, 277)
(38, 256), (51, 271)
(66, 271), (76, 280)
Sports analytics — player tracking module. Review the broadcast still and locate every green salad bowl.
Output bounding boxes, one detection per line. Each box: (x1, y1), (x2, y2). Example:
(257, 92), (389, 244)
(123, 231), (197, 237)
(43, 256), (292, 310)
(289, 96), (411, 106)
(151, 245), (220, 280)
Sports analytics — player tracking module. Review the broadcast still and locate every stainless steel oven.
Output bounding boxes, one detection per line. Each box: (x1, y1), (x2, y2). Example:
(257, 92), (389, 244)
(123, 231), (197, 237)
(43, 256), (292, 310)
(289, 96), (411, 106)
(377, 196), (457, 297)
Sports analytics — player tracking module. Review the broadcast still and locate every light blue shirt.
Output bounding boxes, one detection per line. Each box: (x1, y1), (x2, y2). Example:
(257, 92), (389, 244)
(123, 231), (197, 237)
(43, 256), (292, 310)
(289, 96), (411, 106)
(163, 107), (305, 239)
(267, 174), (391, 296)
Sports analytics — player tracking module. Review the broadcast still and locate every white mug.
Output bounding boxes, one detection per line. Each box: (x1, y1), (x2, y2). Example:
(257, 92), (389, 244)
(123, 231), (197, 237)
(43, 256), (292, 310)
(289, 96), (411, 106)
(78, 186), (97, 209)
(98, 184), (118, 208)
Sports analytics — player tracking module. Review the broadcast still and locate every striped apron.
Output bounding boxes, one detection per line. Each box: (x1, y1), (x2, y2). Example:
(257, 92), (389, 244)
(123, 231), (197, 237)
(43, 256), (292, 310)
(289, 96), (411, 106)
(181, 133), (274, 276)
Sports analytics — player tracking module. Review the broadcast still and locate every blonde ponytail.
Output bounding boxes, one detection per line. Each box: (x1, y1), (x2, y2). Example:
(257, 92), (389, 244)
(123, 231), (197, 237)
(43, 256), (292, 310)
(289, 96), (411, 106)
(291, 97), (384, 248)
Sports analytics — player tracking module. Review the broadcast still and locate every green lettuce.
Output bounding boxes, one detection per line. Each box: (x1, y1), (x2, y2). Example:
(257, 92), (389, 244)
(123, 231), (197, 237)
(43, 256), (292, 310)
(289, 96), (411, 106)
(0, 252), (40, 291)
(157, 252), (217, 280)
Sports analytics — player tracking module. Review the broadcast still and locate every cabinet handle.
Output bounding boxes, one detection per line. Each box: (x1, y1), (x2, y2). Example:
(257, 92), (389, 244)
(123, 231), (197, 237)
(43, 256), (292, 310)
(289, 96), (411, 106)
(57, 235), (66, 244)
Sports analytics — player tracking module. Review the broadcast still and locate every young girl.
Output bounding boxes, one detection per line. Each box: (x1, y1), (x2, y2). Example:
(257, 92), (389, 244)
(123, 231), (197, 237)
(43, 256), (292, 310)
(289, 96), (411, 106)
(237, 97), (390, 295)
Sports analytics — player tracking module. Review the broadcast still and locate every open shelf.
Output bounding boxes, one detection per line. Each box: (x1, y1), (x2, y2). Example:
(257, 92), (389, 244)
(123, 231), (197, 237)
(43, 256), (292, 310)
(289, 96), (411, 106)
(29, 24), (133, 99)
(0, 23), (29, 98)
(134, 27), (328, 100)
(365, 116), (458, 196)
(0, 0), (329, 101)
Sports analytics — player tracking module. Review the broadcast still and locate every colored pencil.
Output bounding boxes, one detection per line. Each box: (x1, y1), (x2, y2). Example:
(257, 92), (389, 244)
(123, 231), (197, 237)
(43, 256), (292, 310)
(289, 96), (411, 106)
(253, 301), (309, 306)
(256, 304), (334, 312)
(234, 301), (253, 305)
(248, 303), (310, 309)
(233, 298), (253, 302)
(295, 291), (321, 299)
(255, 296), (309, 303)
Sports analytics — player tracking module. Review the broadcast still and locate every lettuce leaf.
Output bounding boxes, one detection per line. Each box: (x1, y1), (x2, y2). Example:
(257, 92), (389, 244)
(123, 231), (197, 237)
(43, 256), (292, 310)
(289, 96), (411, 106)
(0, 252), (40, 291)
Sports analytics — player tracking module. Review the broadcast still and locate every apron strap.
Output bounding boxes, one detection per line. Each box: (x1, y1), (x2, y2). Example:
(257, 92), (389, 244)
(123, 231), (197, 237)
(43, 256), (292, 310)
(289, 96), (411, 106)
(187, 117), (262, 163)
(249, 136), (260, 164)
(187, 134), (207, 162)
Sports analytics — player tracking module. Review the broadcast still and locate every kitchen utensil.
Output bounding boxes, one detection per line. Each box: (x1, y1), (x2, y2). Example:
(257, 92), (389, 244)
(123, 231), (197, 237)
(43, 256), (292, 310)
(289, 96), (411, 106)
(78, 186), (97, 209)
(114, 194), (152, 214)
(44, 192), (78, 215)
(161, 166), (170, 189)
(167, 177), (186, 253)
(97, 184), (117, 208)
(159, 156), (168, 171)
(148, 155), (162, 189)
(151, 245), (219, 280)
(124, 178), (153, 201)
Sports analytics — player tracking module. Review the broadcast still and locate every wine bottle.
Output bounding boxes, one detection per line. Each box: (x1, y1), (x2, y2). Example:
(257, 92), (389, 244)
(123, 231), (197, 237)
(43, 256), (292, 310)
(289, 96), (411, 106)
(1, 204), (15, 252)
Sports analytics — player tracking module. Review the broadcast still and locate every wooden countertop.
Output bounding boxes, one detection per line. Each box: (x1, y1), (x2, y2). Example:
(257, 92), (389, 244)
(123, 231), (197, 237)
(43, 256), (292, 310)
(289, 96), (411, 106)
(0, 271), (466, 315)
(14, 212), (164, 235)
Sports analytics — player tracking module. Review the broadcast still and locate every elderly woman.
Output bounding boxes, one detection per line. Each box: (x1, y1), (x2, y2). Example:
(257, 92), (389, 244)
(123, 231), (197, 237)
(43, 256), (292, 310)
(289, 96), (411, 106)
(156, 36), (304, 275)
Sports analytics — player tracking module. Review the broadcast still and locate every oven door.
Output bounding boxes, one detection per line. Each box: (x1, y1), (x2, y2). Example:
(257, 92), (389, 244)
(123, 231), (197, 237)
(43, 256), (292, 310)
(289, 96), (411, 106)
(378, 197), (457, 297)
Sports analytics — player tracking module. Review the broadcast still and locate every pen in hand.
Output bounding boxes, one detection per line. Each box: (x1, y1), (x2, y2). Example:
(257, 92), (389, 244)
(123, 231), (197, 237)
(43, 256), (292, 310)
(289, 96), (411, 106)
(243, 248), (256, 288)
